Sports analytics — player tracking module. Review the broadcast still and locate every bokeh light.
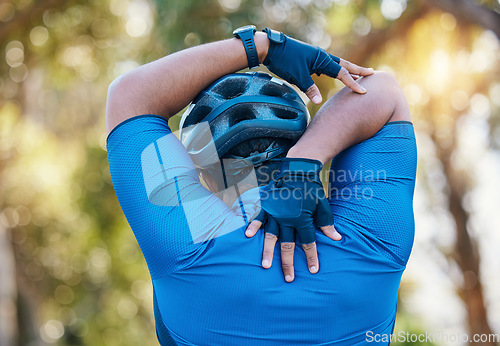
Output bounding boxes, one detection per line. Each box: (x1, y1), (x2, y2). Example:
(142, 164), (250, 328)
(380, 0), (407, 20)
(30, 26), (50, 46)
(218, 0), (242, 12)
(0, 2), (15, 22)
(40, 320), (65, 343)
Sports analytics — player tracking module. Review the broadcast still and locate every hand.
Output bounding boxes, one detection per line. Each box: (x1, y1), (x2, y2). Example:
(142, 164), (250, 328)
(245, 158), (342, 282)
(262, 28), (374, 104)
(246, 213), (340, 283)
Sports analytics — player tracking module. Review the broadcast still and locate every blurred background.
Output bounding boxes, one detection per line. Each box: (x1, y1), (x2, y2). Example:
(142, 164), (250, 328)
(0, 0), (499, 345)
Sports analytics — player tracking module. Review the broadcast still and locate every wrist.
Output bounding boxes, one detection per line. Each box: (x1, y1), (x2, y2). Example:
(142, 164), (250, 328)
(286, 146), (328, 165)
(274, 157), (323, 186)
(254, 32), (270, 64)
(279, 157), (323, 172)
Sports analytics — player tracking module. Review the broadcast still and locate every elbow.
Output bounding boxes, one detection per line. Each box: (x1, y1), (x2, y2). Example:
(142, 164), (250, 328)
(107, 73), (131, 109)
(106, 73), (138, 133)
(106, 65), (174, 133)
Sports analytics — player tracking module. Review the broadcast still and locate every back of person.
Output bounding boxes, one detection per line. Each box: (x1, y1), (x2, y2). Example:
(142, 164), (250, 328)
(107, 114), (417, 345)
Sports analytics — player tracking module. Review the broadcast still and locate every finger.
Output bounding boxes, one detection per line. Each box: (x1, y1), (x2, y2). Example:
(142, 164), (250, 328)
(281, 242), (295, 282)
(245, 220), (262, 238)
(305, 84), (322, 104)
(340, 59), (374, 77)
(337, 67), (367, 94)
(320, 224), (342, 241)
(262, 232), (278, 268)
(302, 241), (319, 274)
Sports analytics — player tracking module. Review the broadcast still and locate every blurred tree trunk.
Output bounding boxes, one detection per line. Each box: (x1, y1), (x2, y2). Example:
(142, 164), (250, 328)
(349, 0), (500, 65)
(435, 138), (495, 345)
(0, 223), (18, 346)
(0, 1), (72, 345)
(347, 1), (430, 64)
(427, 75), (497, 345)
(341, 1), (498, 344)
(426, 0), (500, 38)
(16, 266), (43, 346)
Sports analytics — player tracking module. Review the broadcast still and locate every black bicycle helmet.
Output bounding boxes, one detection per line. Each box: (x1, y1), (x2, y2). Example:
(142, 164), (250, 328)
(180, 72), (309, 173)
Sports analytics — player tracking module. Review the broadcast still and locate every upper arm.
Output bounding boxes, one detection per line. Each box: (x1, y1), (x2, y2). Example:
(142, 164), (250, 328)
(107, 115), (251, 277)
(106, 73), (160, 135)
(106, 37), (257, 136)
(328, 122), (417, 265)
(287, 71), (411, 164)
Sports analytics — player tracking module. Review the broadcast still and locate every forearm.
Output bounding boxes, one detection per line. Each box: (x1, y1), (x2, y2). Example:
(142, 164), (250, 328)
(106, 32), (270, 133)
(286, 72), (410, 164)
(286, 92), (379, 164)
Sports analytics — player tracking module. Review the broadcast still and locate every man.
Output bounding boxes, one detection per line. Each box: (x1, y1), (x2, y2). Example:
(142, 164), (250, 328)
(106, 26), (416, 345)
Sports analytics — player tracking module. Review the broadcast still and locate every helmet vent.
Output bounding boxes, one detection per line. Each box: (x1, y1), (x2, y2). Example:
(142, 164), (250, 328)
(212, 78), (249, 99)
(227, 104), (256, 126)
(183, 105), (213, 127)
(259, 83), (290, 97)
(273, 106), (299, 120)
(180, 72), (309, 169)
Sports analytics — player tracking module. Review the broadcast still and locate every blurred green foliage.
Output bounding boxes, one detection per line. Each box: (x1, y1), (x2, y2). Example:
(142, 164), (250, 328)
(0, 0), (498, 345)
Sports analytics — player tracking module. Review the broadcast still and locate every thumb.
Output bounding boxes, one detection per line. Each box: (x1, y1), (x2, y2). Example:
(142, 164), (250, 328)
(246, 220), (262, 238)
(305, 84), (322, 104)
(320, 224), (342, 241)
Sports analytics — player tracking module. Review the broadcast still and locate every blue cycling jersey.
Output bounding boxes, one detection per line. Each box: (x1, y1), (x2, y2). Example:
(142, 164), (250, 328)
(107, 115), (417, 345)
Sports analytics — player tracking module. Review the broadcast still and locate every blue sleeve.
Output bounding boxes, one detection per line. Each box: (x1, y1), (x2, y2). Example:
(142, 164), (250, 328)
(328, 121), (417, 265)
(106, 115), (249, 279)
